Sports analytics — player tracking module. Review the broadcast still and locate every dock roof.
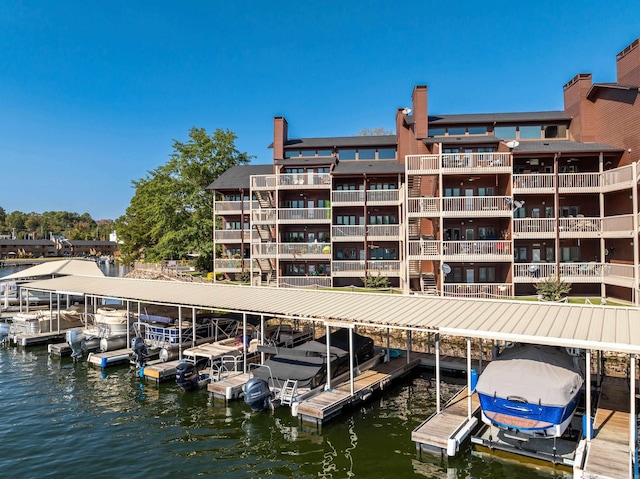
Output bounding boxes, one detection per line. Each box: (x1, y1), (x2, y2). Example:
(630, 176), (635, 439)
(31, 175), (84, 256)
(20, 276), (640, 355)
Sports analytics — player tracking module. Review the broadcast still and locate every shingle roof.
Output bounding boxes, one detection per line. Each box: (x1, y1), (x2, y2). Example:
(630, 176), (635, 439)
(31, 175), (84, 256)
(332, 160), (405, 175)
(512, 140), (623, 154)
(206, 164), (273, 190)
(427, 111), (570, 125)
(275, 135), (397, 149)
(586, 82), (639, 101)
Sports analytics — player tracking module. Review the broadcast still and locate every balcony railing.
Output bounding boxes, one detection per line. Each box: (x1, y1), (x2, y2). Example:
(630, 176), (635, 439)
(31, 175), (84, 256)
(513, 262), (632, 285)
(602, 214), (635, 237)
(512, 217), (601, 239)
(277, 173), (331, 189)
(278, 242), (331, 258)
(407, 240), (440, 259)
(442, 283), (512, 298)
(251, 209), (276, 224)
(366, 224), (401, 240)
(332, 260), (401, 277)
(214, 201), (258, 214)
(602, 164), (634, 192)
(278, 208), (331, 223)
(367, 189), (401, 205)
(214, 258), (258, 272)
(332, 225), (365, 241)
(405, 153), (512, 174)
(407, 197), (439, 216)
(214, 229), (255, 242)
(251, 243), (277, 258)
(279, 276), (332, 288)
(442, 240), (512, 261)
(332, 190), (365, 206)
(251, 174), (277, 190)
(441, 196), (512, 216)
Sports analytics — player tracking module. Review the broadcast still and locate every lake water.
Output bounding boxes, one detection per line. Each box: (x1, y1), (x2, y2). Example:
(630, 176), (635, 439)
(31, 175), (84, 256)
(0, 264), (556, 478)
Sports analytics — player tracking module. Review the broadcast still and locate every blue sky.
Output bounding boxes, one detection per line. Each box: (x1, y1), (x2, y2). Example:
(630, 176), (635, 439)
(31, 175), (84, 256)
(1, 1), (639, 220)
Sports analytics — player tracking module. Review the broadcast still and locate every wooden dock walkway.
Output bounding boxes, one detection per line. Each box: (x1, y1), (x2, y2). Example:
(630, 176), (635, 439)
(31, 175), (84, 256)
(412, 387), (480, 456)
(295, 355), (421, 426)
(141, 359), (182, 382)
(579, 376), (631, 479)
(208, 372), (251, 400)
(11, 331), (66, 347)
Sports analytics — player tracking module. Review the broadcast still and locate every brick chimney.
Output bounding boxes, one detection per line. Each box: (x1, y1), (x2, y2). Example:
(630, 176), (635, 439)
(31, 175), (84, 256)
(617, 38), (640, 86)
(273, 116), (288, 161)
(411, 85), (428, 139)
(563, 73), (595, 142)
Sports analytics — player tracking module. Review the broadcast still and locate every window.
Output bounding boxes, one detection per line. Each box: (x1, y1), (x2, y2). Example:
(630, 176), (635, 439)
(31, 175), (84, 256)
(562, 247), (579, 262)
(378, 148), (396, 159)
(338, 149), (356, 160)
(519, 126), (541, 139)
(300, 150), (315, 157)
(429, 127), (445, 136)
(544, 125), (567, 139)
(494, 126), (517, 139)
(317, 149), (333, 157)
(448, 127), (466, 135)
(468, 126), (487, 135)
(478, 267), (495, 282)
(358, 149), (376, 160)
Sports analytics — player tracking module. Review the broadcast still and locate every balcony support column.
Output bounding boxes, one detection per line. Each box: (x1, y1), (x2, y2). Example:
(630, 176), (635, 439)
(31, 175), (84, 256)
(633, 162), (639, 305)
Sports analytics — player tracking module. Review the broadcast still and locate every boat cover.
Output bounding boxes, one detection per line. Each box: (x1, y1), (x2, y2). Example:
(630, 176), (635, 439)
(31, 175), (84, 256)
(475, 344), (583, 407)
(253, 329), (374, 389)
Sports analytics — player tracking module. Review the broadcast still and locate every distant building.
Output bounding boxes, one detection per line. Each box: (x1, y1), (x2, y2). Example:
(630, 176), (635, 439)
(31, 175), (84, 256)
(208, 39), (640, 303)
(0, 237), (117, 259)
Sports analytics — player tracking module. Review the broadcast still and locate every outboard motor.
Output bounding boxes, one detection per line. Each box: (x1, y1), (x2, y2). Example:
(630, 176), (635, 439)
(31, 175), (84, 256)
(66, 329), (86, 360)
(242, 377), (273, 412)
(176, 362), (199, 391)
(131, 337), (148, 368)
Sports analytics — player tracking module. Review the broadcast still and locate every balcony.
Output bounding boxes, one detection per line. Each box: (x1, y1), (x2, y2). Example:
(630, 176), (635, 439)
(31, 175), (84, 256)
(602, 164), (634, 192)
(512, 262), (633, 286)
(278, 242), (331, 259)
(251, 209), (276, 224)
(442, 196), (512, 217)
(442, 240), (512, 262)
(332, 260), (401, 277)
(442, 283), (512, 298)
(278, 276), (332, 288)
(407, 240), (440, 259)
(214, 258), (258, 273)
(367, 224), (401, 241)
(405, 153), (512, 175)
(277, 173), (331, 189)
(512, 217), (601, 239)
(602, 214), (635, 238)
(278, 208), (331, 224)
(332, 225), (365, 241)
(214, 229), (256, 242)
(251, 174), (277, 191)
(407, 197), (439, 217)
(214, 200), (258, 214)
(331, 189), (401, 207)
(251, 243), (277, 258)
(513, 172), (601, 194)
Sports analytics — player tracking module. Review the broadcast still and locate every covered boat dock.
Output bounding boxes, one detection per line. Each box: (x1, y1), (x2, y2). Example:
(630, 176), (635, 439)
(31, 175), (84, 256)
(18, 275), (640, 478)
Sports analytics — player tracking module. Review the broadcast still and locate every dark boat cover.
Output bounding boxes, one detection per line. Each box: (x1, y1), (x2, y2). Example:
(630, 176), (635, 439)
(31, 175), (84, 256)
(252, 329), (374, 389)
(475, 344), (583, 407)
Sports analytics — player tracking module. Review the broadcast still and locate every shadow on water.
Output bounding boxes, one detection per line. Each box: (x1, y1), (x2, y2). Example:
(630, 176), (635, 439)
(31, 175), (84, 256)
(0, 322), (563, 478)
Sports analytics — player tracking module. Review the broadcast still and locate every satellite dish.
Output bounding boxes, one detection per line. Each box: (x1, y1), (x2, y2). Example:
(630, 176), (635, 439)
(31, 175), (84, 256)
(528, 264), (539, 273)
(401, 108), (412, 115)
(513, 200), (525, 210)
(505, 140), (520, 149)
(442, 263), (452, 275)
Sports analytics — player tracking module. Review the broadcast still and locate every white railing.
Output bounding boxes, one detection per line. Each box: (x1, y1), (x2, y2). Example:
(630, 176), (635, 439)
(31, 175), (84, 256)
(441, 196), (512, 216)
(331, 190), (365, 205)
(277, 173), (331, 188)
(513, 218), (556, 236)
(405, 152), (511, 173)
(214, 201), (257, 213)
(602, 214), (635, 236)
(332, 225), (365, 240)
(332, 260), (401, 276)
(251, 209), (276, 223)
(407, 197), (439, 216)
(367, 189), (400, 204)
(366, 224), (401, 239)
(251, 174), (276, 190)
(279, 276), (332, 288)
(214, 259), (259, 271)
(558, 172), (600, 191)
(603, 263), (635, 287)
(442, 240), (512, 260)
(278, 242), (331, 258)
(407, 240), (440, 258)
(513, 173), (554, 191)
(602, 164), (634, 191)
(214, 230), (255, 241)
(442, 283), (512, 298)
(251, 243), (277, 257)
(514, 262), (609, 283)
(558, 217), (600, 235)
(278, 208), (331, 222)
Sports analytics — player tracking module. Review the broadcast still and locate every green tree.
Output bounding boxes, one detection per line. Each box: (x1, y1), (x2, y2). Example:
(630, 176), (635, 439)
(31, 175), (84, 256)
(116, 127), (252, 269)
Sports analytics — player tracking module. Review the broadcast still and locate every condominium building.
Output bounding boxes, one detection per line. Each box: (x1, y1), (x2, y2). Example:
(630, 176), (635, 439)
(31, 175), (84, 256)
(208, 38), (640, 303)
